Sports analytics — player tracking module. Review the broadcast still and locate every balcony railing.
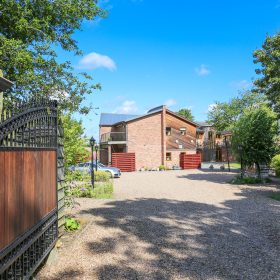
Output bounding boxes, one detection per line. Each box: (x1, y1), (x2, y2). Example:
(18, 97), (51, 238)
(100, 132), (126, 143)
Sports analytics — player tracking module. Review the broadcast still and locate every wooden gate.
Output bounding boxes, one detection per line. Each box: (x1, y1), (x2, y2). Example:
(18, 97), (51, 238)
(112, 153), (135, 172)
(180, 153), (201, 169)
(0, 98), (58, 279)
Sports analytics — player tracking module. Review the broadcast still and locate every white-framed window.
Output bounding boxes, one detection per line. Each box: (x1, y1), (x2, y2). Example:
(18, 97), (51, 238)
(180, 127), (186, 135)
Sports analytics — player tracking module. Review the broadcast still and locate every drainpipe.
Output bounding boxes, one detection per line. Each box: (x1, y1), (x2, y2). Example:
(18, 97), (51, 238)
(162, 106), (166, 165)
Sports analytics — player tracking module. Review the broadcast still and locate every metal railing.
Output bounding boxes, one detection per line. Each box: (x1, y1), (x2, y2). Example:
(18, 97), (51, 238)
(100, 132), (126, 143)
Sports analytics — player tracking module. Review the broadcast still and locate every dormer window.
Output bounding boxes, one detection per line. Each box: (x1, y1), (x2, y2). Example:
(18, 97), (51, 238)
(180, 127), (186, 135)
(166, 127), (171, 136)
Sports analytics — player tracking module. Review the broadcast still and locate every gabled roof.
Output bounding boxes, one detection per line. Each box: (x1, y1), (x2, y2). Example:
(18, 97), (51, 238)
(99, 105), (200, 127)
(196, 121), (213, 127)
(99, 113), (140, 126)
(166, 109), (200, 127)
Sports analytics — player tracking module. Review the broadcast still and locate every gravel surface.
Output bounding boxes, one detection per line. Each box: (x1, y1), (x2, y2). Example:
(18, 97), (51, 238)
(38, 170), (280, 280)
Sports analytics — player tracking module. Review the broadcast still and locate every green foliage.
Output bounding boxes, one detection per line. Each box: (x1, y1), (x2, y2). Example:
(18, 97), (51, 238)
(94, 171), (111, 182)
(231, 175), (262, 184)
(62, 114), (89, 167)
(65, 170), (90, 182)
(232, 106), (279, 176)
(229, 162), (241, 169)
(253, 32), (280, 116)
(177, 108), (194, 121)
(65, 217), (80, 231)
(0, 0), (105, 113)
(271, 154), (280, 177)
(207, 91), (266, 131)
(159, 165), (167, 171)
(270, 192), (280, 201)
(70, 182), (113, 199)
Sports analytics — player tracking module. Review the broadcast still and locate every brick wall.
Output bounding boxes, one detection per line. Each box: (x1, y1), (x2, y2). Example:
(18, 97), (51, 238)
(165, 112), (197, 168)
(165, 150), (196, 169)
(127, 113), (162, 170)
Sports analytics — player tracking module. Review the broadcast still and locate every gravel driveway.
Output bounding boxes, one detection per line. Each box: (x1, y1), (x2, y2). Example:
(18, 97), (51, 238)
(38, 170), (280, 280)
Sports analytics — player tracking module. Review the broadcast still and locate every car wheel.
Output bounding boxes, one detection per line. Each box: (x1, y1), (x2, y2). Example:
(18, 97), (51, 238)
(105, 171), (113, 178)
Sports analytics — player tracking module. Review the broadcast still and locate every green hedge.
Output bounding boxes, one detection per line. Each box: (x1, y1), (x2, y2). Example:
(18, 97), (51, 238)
(94, 170), (111, 182)
(271, 154), (280, 177)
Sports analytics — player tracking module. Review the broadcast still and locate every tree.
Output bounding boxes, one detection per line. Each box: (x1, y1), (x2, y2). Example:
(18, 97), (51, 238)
(253, 32), (280, 116)
(207, 91), (265, 132)
(231, 106), (278, 177)
(0, 0), (105, 113)
(62, 114), (89, 167)
(177, 108), (194, 121)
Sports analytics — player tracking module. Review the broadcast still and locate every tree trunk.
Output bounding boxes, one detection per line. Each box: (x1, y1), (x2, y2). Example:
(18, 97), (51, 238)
(255, 162), (261, 179)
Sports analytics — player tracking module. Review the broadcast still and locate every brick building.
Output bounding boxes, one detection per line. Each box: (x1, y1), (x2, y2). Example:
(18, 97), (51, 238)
(99, 105), (199, 170)
(196, 122), (234, 162)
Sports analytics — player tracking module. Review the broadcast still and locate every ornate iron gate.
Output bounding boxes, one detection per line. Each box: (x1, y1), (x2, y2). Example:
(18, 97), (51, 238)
(0, 98), (58, 279)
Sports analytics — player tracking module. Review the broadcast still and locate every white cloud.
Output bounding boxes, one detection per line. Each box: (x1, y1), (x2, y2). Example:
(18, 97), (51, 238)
(230, 80), (252, 90)
(207, 103), (217, 112)
(113, 100), (138, 114)
(164, 99), (177, 107)
(195, 64), (211, 76)
(77, 52), (116, 71)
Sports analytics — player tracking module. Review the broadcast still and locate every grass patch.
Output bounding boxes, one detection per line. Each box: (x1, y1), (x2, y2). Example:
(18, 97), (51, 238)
(65, 170), (114, 203)
(69, 181), (113, 199)
(229, 162), (241, 168)
(270, 193), (280, 201)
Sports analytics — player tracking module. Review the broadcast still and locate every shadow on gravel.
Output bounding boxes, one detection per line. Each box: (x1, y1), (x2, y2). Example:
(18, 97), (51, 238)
(79, 191), (280, 280)
(177, 170), (236, 184)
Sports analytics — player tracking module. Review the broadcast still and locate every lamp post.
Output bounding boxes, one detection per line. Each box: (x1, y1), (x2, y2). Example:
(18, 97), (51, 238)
(238, 144), (244, 179)
(224, 135), (231, 172)
(90, 137), (96, 188)
(94, 144), (98, 171)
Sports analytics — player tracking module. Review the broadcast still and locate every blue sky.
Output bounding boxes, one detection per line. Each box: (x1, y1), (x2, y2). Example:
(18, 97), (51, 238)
(64, 0), (280, 138)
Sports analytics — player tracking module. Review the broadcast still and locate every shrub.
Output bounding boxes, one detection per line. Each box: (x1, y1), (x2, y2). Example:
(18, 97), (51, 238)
(209, 164), (214, 170)
(231, 175), (262, 184)
(65, 170), (90, 182)
(220, 165), (225, 170)
(94, 170), (111, 182)
(70, 182), (113, 199)
(270, 192), (280, 201)
(65, 217), (80, 231)
(271, 154), (280, 177)
(172, 165), (181, 170)
(159, 165), (166, 171)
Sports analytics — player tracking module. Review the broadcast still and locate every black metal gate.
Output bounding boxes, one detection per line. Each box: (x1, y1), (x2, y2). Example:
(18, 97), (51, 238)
(0, 98), (58, 279)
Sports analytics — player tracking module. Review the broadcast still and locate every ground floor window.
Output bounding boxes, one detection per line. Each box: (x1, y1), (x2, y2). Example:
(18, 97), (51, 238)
(166, 152), (172, 161)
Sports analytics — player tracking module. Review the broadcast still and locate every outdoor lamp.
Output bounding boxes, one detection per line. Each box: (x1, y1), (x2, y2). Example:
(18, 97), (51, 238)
(90, 137), (96, 188)
(90, 137), (96, 147)
(94, 144), (98, 171)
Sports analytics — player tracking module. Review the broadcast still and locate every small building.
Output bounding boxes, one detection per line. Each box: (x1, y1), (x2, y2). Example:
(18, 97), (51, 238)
(196, 122), (234, 162)
(99, 105), (199, 170)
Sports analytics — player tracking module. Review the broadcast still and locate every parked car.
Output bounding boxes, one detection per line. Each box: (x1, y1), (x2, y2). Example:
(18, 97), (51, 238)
(69, 162), (121, 178)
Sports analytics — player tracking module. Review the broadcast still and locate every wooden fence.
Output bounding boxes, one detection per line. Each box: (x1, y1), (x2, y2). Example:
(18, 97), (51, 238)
(112, 153), (136, 172)
(0, 151), (56, 250)
(180, 153), (201, 169)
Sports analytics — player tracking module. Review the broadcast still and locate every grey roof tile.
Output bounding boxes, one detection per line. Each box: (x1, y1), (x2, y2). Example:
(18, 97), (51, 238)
(99, 113), (140, 126)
